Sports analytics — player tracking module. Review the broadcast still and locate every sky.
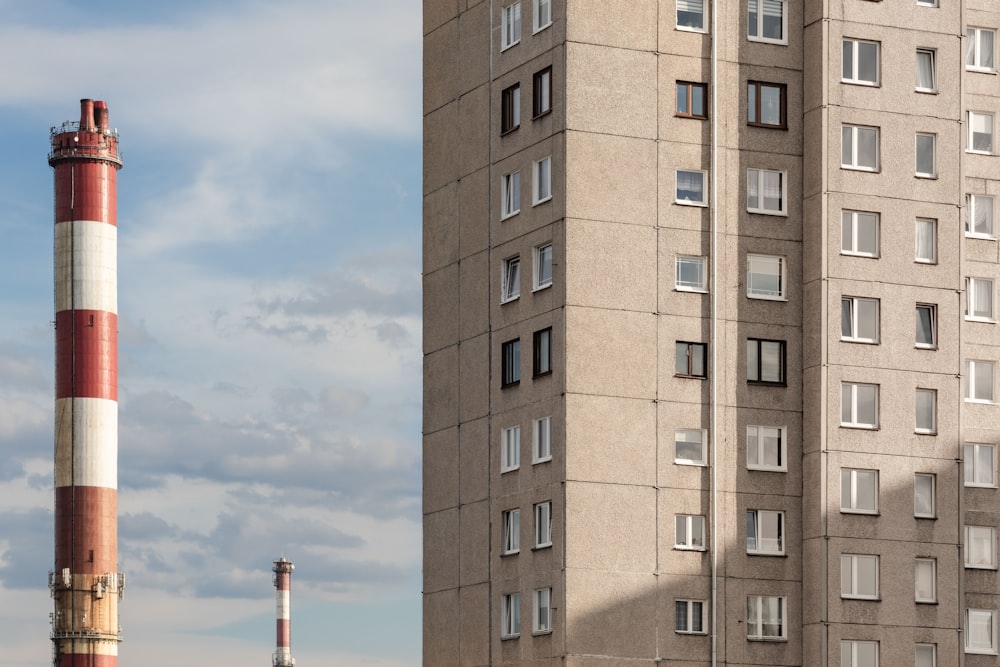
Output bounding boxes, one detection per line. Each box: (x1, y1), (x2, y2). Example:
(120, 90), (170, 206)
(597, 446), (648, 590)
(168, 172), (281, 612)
(0, 1), (423, 665)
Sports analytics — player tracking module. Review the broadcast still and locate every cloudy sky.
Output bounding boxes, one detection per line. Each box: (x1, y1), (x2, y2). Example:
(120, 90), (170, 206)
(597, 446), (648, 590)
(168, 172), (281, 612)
(0, 1), (422, 664)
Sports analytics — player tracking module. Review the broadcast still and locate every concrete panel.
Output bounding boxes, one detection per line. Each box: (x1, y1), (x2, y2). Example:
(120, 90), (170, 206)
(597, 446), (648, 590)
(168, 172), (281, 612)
(565, 482), (656, 572)
(459, 250), (489, 342)
(564, 0), (657, 51)
(565, 42), (656, 139)
(564, 218), (657, 312)
(424, 345), (459, 434)
(424, 427), (460, 514)
(424, 0), (459, 36)
(424, 102), (461, 194)
(459, 166), (490, 259)
(564, 394), (655, 486)
(564, 131), (657, 226)
(564, 569), (657, 659)
(424, 18), (459, 114)
(460, 416), (489, 505)
(424, 508), (460, 593)
(459, 332), (490, 422)
(423, 181), (459, 274)
(423, 264), (460, 355)
(458, 2), (490, 96)
(424, 588), (460, 666)
(459, 583), (490, 667)
(564, 307), (657, 399)
(460, 500), (490, 586)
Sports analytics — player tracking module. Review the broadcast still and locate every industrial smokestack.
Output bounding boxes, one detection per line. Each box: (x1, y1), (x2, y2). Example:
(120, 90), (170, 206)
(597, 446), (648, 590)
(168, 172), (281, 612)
(48, 99), (124, 667)
(273, 557), (295, 667)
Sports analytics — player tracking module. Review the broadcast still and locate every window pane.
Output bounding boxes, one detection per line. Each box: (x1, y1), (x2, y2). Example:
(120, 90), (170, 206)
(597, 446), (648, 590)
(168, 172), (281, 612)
(760, 85), (781, 125)
(915, 474), (934, 516)
(917, 134), (934, 174)
(858, 127), (877, 168)
(843, 39), (853, 80)
(916, 217), (936, 262)
(917, 50), (934, 89)
(857, 470), (877, 510)
(916, 306), (934, 345)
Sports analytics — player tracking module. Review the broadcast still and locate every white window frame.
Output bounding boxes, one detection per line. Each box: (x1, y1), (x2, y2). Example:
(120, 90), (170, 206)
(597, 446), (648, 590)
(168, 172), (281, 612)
(532, 156), (551, 205)
(841, 468), (879, 514)
(501, 170), (520, 219)
(967, 278), (995, 321)
(501, 256), (521, 304)
(675, 428), (707, 466)
(533, 243), (553, 291)
(916, 133), (936, 178)
(842, 124), (879, 171)
(746, 595), (786, 640)
(915, 558), (937, 603)
(964, 443), (996, 487)
(841, 210), (879, 257)
(746, 509), (784, 555)
(746, 254), (786, 300)
(969, 111), (995, 154)
(841, 382), (879, 429)
(916, 644), (936, 667)
(967, 360), (996, 403)
(501, 425), (520, 472)
(967, 194), (994, 238)
(534, 501), (552, 548)
(916, 48), (936, 92)
(841, 296), (879, 343)
(501, 592), (520, 638)
(746, 168), (787, 215)
(916, 303), (937, 349)
(676, 169), (708, 206)
(676, 0), (706, 33)
(914, 473), (936, 518)
(501, 2), (521, 51)
(747, 0), (787, 45)
(676, 255), (708, 292)
(675, 514), (706, 551)
(965, 525), (997, 569)
(532, 588), (552, 634)
(532, 415), (551, 463)
(747, 425), (786, 471)
(502, 508), (520, 555)
(967, 28), (996, 73)
(915, 388), (936, 434)
(966, 609), (998, 654)
(915, 217), (937, 264)
(532, 0), (551, 33)
(841, 554), (879, 600)
(675, 599), (707, 634)
(842, 38), (880, 86)
(842, 640), (879, 667)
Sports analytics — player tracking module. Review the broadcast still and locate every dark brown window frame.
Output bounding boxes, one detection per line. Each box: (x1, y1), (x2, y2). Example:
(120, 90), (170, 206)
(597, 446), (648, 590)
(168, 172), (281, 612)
(533, 327), (552, 377)
(675, 341), (708, 378)
(533, 67), (552, 119)
(747, 338), (787, 386)
(676, 81), (708, 120)
(501, 83), (520, 135)
(747, 80), (788, 129)
(502, 338), (521, 387)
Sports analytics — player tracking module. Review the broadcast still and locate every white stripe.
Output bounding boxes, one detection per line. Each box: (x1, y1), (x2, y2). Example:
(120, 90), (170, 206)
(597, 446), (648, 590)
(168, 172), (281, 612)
(55, 221), (117, 313)
(276, 590), (290, 620)
(55, 398), (118, 488)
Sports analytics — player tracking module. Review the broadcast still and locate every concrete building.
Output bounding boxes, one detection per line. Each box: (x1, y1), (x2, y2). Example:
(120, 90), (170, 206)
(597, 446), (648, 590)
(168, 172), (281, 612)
(422, 1), (1000, 665)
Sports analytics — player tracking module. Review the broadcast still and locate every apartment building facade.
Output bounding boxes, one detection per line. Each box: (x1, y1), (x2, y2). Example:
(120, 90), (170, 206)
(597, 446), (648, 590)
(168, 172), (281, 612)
(423, 1), (1000, 665)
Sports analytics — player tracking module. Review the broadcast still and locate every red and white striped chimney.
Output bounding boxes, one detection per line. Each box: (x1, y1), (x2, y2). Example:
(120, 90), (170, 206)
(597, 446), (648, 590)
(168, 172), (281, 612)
(273, 557), (295, 667)
(48, 99), (124, 667)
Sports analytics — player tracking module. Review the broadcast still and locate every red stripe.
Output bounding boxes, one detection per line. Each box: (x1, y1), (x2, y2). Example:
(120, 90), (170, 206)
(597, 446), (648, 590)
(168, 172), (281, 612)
(276, 619), (290, 646)
(55, 310), (117, 401)
(276, 573), (291, 590)
(55, 486), (117, 573)
(53, 160), (118, 226)
(57, 653), (116, 667)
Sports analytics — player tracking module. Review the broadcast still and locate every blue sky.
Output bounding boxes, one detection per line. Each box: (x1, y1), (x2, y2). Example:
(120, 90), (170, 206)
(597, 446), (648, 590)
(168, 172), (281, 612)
(0, 1), (422, 664)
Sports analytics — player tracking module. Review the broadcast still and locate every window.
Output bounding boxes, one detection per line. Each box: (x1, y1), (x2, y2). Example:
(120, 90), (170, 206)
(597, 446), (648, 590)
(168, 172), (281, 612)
(842, 124), (879, 171)
(502, 509), (520, 555)
(676, 169), (707, 206)
(915, 558), (936, 603)
(967, 360), (995, 402)
(966, 526), (997, 569)
(916, 133), (936, 177)
(533, 243), (552, 290)
(841, 554), (879, 599)
(532, 157), (551, 205)
(746, 168), (786, 215)
(748, 81), (787, 128)
(746, 596), (786, 640)
(842, 383), (878, 429)
(501, 425), (520, 472)
(501, 256), (521, 303)
(746, 254), (785, 299)
(915, 389), (936, 434)
(747, 338), (786, 385)
(676, 82), (707, 119)
(501, 171), (520, 219)
(676, 256), (707, 292)
(916, 49), (936, 91)
(967, 28), (996, 72)
(841, 468), (878, 514)
(534, 501), (552, 548)
(676, 341), (707, 378)
(746, 510), (784, 555)
(533, 328), (552, 377)
(675, 514), (705, 550)
(967, 278), (995, 320)
(533, 416), (551, 462)
(967, 194), (994, 237)
(747, 425), (786, 471)
(501, 592), (520, 638)
(916, 644), (936, 667)
(914, 473), (936, 518)
(533, 588), (551, 633)
(843, 39), (880, 85)
(675, 599), (706, 634)
(747, 0), (786, 44)
(532, 0), (551, 33)
(502, 338), (520, 387)
(501, 2), (521, 50)
(965, 443), (996, 487)
(915, 217), (937, 263)
(842, 210), (879, 257)
(966, 609), (997, 654)
(841, 297), (879, 343)
(675, 429), (707, 466)
(969, 112), (994, 154)
(916, 304), (936, 348)
(532, 67), (552, 117)
(677, 0), (705, 32)
(842, 640), (878, 667)
(501, 84), (520, 134)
